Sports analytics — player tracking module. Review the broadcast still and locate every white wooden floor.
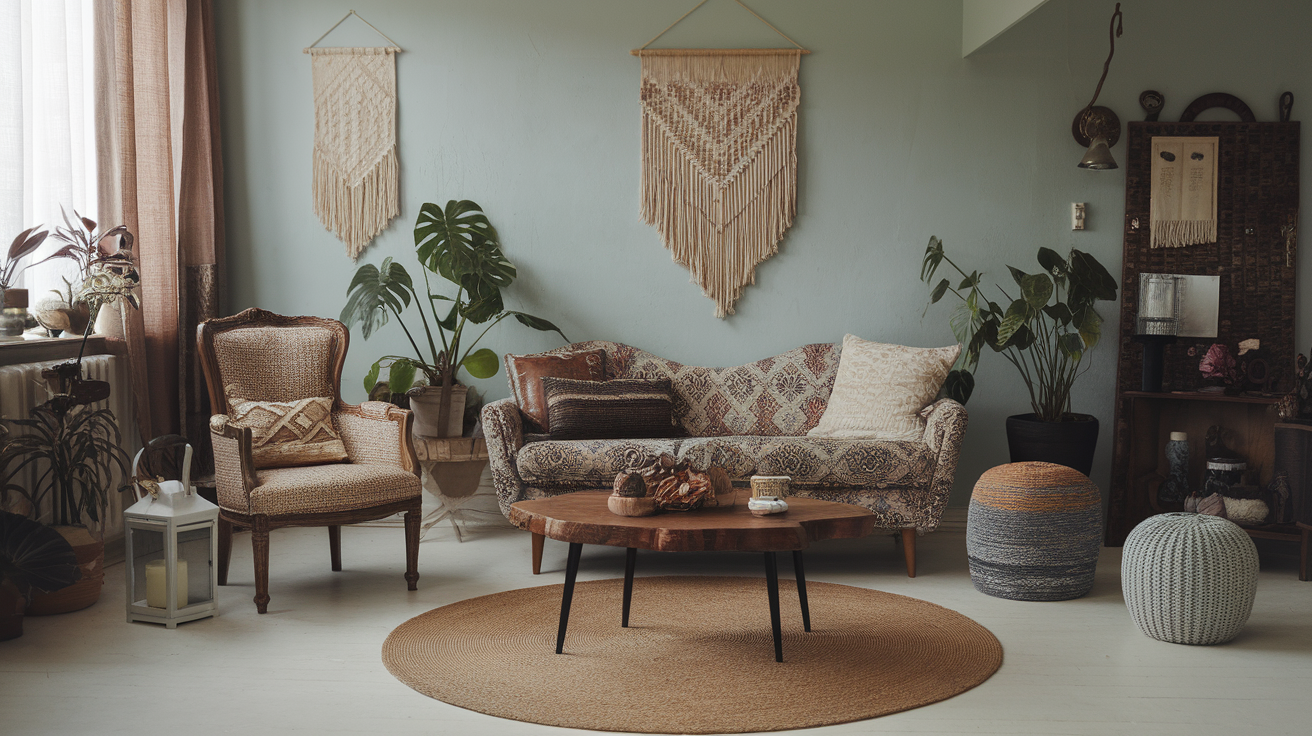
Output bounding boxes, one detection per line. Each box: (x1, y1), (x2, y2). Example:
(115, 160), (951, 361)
(2, 519), (1308, 735)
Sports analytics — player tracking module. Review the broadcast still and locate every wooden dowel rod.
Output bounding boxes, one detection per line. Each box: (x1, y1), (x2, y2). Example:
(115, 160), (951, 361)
(631, 48), (809, 56)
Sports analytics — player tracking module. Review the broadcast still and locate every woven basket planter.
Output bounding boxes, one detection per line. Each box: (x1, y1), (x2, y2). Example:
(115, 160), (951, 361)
(966, 462), (1102, 601)
(1121, 512), (1258, 645)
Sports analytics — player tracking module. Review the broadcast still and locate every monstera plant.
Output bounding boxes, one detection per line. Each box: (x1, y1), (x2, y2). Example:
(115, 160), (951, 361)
(342, 200), (567, 436)
(920, 236), (1118, 474)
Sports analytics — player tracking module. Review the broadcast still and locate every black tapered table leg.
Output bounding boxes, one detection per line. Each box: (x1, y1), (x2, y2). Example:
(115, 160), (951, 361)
(764, 551), (783, 662)
(555, 542), (583, 654)
(622, 547), (637, 627)
(792, 550), (811, 632)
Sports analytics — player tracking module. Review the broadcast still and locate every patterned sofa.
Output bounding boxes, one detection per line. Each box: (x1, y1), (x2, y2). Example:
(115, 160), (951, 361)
(481, 341), (968, 576)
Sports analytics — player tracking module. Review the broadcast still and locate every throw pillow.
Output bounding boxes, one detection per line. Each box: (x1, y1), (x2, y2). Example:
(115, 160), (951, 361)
(227, 396), (349, 469)
(807, 335), (960, 441)
(541, 377), (679, 440)
(504, 349), (607, 433)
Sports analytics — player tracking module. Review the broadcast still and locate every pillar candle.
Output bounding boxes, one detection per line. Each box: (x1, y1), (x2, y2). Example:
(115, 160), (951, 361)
(145, 559), (188, 609)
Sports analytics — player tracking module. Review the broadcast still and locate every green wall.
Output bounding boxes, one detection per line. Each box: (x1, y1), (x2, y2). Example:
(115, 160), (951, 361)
(216, 0), (1312, 505)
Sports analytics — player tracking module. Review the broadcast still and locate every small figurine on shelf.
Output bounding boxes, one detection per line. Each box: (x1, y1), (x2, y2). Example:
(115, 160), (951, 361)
(1277, 351), (1312, 424)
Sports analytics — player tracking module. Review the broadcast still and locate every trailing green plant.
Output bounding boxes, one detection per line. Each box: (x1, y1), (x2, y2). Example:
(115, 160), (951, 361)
(920, 236), (1118, 422)
(341, 200), (568, 430)
(0, 396), (133, 531)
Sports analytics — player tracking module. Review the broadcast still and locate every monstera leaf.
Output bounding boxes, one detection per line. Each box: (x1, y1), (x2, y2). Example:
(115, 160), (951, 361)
(415, 201), (516, 305)
(0, 511), (80, 600)
(340, 258), (414, 340)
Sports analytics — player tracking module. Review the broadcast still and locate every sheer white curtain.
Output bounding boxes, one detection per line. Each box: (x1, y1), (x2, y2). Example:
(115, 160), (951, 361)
(0, 0), (97, 304)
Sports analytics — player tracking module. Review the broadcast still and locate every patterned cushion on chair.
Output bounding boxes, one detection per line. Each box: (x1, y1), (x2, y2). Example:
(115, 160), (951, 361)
(676, 436), (936, 489)
(228, 396), (348, 469)
(516, 438), (683, 486)
(249, 463), (420, 516)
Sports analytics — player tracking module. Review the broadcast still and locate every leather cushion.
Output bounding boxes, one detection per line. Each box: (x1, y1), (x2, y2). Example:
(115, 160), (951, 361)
(504, 349), (606, 433)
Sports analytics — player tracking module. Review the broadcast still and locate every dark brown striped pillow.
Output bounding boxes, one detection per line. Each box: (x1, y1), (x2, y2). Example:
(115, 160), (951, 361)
(541, 377), (679, 440)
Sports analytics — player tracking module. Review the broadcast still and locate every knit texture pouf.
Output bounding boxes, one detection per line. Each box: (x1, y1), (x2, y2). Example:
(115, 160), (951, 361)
(966, 462), (1102, 601)
(1121, 512), (1258, 645)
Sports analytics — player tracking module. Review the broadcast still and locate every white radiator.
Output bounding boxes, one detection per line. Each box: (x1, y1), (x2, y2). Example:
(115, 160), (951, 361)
(0, 354), (138, 540)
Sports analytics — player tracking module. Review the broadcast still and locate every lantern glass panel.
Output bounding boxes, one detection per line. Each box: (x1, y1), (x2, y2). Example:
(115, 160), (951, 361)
(177, 523), (214, 606)
(129, 524), (166, 608)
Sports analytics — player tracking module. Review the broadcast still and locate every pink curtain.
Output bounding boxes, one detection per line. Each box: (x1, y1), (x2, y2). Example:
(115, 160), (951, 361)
(97, 0), (223, 459)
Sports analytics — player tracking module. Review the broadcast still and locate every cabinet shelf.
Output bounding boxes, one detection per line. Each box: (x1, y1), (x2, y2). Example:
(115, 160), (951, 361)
(1120, 391), (1282, 405)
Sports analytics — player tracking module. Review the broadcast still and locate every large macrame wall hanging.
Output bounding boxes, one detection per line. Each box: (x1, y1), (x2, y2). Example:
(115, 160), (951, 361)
(304, 11), (402, 259)
(633, 0), (808, 317)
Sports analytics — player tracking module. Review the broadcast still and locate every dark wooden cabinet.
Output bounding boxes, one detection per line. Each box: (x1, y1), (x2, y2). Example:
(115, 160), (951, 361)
(1106, 114), (1301, 563)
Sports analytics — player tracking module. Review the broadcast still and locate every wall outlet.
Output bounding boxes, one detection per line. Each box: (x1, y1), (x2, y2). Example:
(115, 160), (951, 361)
(1072, 202), (1087, 230)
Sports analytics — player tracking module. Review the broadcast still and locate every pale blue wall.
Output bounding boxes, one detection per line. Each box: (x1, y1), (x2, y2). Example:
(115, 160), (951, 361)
(216, 0), (1312, 505)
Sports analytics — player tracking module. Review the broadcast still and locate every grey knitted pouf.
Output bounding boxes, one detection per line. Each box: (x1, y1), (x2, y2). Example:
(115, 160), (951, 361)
(966, 462), (1103, 601)
(1121, 512), (1259, 645)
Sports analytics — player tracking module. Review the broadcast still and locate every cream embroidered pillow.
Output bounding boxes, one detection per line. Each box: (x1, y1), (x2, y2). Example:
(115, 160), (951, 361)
(228, 396), (348, 469)
(808, 335), (960, 441)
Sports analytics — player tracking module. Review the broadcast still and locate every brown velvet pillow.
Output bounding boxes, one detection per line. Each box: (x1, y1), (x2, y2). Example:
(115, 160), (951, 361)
(504, 349), (607, 433)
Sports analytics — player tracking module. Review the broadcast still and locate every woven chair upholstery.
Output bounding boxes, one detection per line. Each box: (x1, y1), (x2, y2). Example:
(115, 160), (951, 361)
(198, 308), (422, 613)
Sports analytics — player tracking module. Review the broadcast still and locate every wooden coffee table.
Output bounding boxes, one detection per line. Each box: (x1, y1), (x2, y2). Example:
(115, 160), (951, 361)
(509, 491), (876, 662)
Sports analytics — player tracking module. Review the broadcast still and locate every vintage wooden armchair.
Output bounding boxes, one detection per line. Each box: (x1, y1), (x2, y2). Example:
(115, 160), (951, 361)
(197, 308), (421, 613)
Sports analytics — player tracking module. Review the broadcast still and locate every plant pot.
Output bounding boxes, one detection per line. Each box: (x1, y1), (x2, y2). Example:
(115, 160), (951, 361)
(1, 287), (28, 309)
(24, 526), (104, 616)
(408, 385), (468, 438)
(0, 578), (24, 641)
(1005, 413), (1100, 477)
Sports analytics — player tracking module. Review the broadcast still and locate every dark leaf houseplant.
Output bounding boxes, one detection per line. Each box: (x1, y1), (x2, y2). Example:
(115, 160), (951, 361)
(0, 224), (140, 614)
(920, 236), (1119, 474)
(1, 227), (49, 313)
(342, 200), (568, 437)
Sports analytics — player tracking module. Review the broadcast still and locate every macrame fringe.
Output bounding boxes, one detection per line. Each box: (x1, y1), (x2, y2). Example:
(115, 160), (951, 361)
(313, 144), (398, 260)
(1151, 219), (1216, 248)
(639, 52), (800, 318)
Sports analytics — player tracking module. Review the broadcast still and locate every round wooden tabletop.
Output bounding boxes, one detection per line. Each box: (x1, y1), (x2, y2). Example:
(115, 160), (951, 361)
(509, 491), (876, 552)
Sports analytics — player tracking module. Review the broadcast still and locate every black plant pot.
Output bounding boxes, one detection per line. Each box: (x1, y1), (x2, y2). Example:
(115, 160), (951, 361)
(1005, 413), (1100, 477)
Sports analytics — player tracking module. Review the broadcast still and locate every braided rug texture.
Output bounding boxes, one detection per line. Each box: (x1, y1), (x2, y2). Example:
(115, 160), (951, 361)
(966, 462), (1103, 601)
(1121, 512), (1259, 645)
(382, 576), (1002, 733)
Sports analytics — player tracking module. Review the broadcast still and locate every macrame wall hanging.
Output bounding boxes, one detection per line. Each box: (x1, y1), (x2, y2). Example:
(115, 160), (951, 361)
(304, 11), (402, 259)
(633, 0), (808, 317)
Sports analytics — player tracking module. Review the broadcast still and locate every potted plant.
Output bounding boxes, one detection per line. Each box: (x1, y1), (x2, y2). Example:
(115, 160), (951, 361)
(1, 227), (49, 338)
(0, 509), (82, 640)
(342, 200), (568, 437)
(0, 235), (140, 614)
(920, 236), (1118, 475)
(32, 209), (134, 337)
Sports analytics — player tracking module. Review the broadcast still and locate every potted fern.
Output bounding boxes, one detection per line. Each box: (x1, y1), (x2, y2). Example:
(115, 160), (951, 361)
(920, 236), (1118, 475)
(342, 200), (568, 437)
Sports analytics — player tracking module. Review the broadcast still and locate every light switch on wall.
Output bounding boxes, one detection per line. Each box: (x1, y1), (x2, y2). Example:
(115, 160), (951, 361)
(1072, 202), (1087, 230)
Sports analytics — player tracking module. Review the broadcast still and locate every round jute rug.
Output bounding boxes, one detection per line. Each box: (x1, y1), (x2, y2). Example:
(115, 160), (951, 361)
(382, 576), (1002, 733)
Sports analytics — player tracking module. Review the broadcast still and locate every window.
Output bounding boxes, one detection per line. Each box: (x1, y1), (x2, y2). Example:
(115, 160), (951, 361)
(0, 0), (98, 307)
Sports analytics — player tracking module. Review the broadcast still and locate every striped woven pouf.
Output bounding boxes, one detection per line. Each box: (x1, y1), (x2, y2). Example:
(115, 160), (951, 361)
(1121, 513), (1258, 645)
(966, 462), (1102, 601)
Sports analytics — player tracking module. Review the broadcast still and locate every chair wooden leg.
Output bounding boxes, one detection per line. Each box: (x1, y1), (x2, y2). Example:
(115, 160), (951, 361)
(901, 528), (917, 578)
(328, 525), (342, 572)
(1301, 527), (1310, 582)
(252, 517), (271, 614)
(532, 532), (545, 575)
(217, 517), (233, 586)
(404, 504), (420, 591)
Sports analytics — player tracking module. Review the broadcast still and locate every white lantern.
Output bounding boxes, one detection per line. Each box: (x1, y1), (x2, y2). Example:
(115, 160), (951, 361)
(124, 443), (219, 628)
